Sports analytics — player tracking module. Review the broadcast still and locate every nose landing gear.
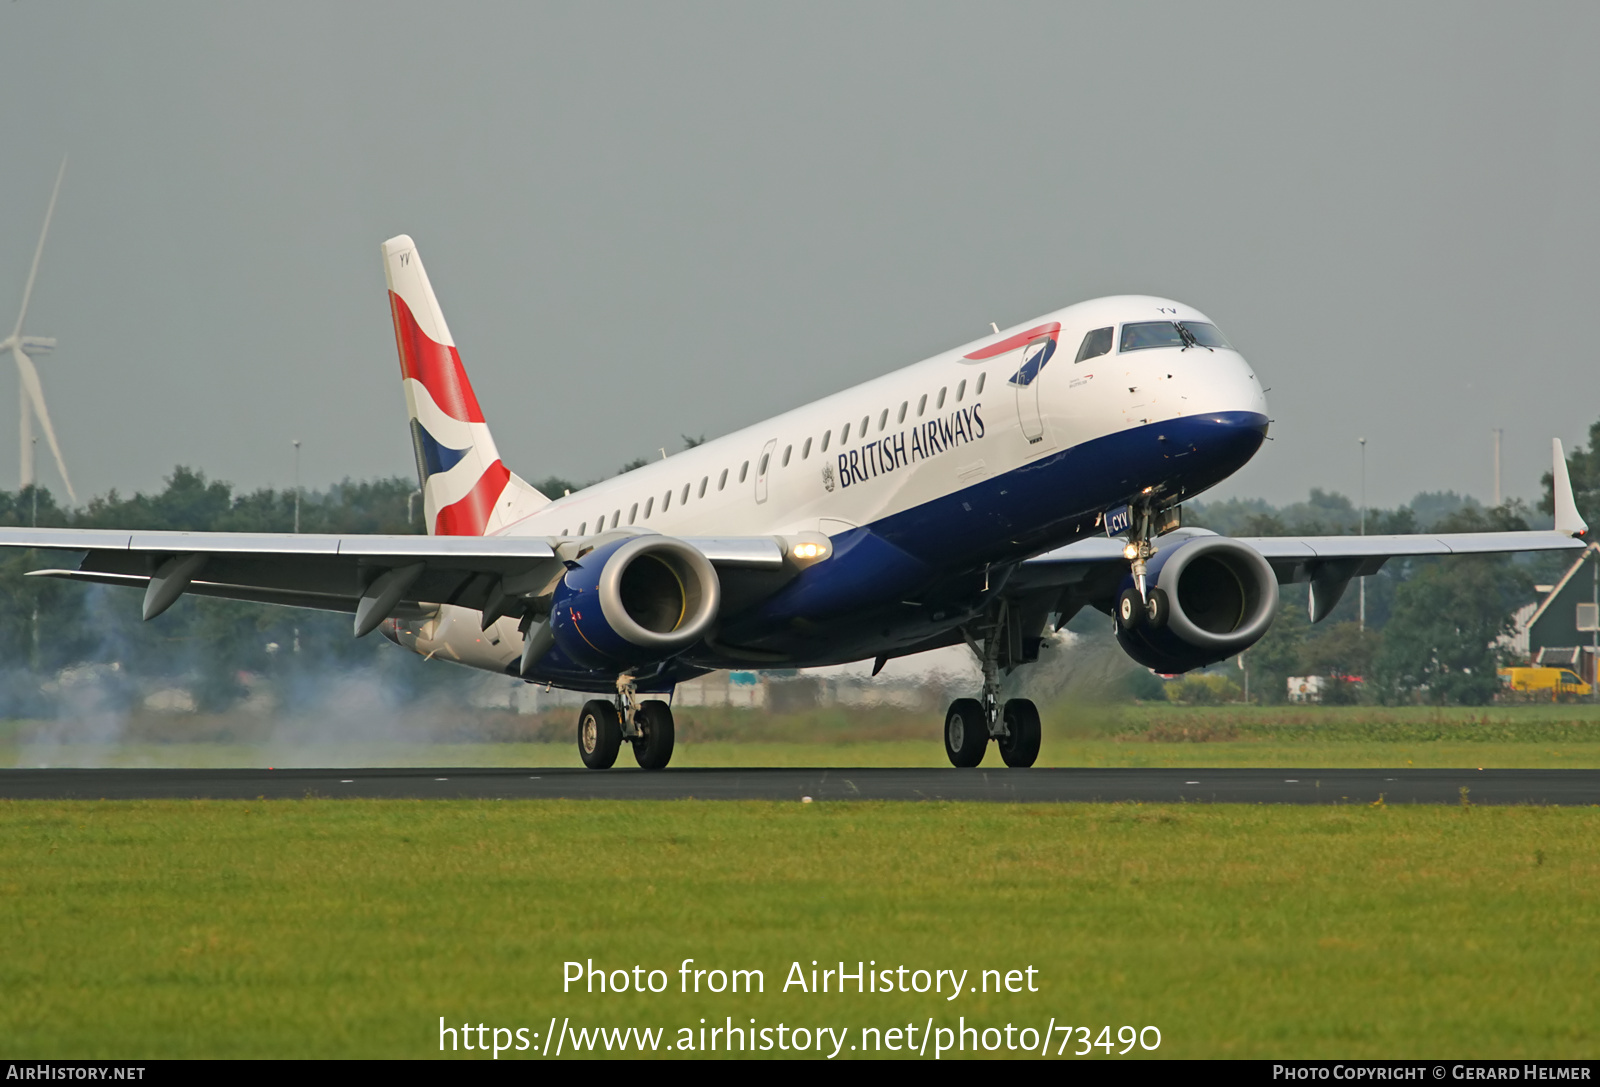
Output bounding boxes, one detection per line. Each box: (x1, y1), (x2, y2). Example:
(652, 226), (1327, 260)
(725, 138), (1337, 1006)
(1114, 502), (1174, 632)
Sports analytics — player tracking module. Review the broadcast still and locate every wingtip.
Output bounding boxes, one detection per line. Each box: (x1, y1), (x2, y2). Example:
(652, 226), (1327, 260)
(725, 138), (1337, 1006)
(1554, 438), (1589, 537)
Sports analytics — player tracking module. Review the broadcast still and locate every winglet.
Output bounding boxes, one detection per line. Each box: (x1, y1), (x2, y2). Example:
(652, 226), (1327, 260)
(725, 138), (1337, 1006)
(1553, 438), (1588, 536)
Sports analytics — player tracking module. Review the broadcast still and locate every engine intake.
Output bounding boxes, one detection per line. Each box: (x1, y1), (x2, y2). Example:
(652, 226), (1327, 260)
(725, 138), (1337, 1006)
(548, 536), (721, 669)
(1115, 535), (1279, 672)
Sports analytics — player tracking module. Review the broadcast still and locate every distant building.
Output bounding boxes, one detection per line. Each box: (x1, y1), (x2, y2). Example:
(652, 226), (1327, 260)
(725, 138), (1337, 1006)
(1287, 676), (1328, 703)
(1517, 544), (1600, 684)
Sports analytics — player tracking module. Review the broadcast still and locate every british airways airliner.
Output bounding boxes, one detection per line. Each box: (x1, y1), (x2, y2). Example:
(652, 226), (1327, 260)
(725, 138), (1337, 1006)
(3, 237), (1588, 769)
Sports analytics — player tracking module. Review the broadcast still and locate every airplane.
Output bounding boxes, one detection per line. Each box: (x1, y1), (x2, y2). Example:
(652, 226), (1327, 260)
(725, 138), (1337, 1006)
(1, 235), (1588, 770)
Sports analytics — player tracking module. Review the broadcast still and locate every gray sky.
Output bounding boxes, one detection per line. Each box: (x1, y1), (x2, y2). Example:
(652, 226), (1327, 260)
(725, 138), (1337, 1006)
(2, 2), (1597, 511)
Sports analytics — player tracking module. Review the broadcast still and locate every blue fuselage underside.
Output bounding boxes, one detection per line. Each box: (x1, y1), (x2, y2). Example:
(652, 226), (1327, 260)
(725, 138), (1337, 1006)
(525, 411), (1268, 691)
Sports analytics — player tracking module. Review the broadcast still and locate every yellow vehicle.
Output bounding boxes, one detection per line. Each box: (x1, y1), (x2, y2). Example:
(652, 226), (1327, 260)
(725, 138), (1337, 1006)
(1499, 667), (1593, 701)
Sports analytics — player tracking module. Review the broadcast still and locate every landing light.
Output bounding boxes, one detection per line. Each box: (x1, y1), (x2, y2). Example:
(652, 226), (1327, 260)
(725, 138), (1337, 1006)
(1123, 542), (1140, 561)
(783, 534), (833, 567)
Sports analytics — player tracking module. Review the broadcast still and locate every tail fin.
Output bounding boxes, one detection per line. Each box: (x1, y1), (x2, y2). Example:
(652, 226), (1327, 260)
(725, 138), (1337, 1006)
(382, 235), (548, 536)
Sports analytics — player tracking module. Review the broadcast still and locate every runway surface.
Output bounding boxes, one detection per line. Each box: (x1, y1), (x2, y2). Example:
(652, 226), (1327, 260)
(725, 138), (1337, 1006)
(1, 767), (1597, 804)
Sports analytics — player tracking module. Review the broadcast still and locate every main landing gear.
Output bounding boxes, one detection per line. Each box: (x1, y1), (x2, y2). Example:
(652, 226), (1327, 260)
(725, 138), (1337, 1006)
(577, 674), (675, 770)
(944, 608), (1041, 769)
(944, 696), (1042, 769)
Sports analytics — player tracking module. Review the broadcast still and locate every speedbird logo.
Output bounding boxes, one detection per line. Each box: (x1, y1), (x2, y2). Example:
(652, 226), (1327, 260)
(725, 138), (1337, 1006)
(963, 321), (1062, 388)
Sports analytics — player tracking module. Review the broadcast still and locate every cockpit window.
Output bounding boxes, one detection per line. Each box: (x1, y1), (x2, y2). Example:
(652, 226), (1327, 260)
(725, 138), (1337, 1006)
(1185, 322), (1233, 349)
(1075, 327), (1113, 363)
(1120, 320), (1234, 353)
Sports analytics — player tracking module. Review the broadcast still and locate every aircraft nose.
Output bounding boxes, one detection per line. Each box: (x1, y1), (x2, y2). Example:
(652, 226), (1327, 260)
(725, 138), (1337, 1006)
(1194, 409), (1270, 471)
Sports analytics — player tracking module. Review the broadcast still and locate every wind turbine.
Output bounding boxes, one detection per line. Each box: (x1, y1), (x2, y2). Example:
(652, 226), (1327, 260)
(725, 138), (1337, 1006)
(0, 157), (75, 503)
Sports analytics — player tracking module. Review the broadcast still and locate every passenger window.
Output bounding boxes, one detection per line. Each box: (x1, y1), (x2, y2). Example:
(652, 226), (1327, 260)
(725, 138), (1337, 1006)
(860, 415), (869, 436)
(739, 460), (749, 483)
(1076, 326), (1113, 362)
(976, 373), (986, 395)
(878, 409), (888, 431)
(898, 401), (908, 423)
(612, 511), (620, 529)
(578, 521), (586, 535)
(842, 423), (851, 443)
(644, 497), (654, 518)
(956, 379), (966, 402)
(628, 503), (638, 525)
(759, 453), (771, 476)
(803, 437), (812, 459)
(821, 431), (831, 452)
(936, 387), (947, 409)
(662, 491), (670, 511)
(718, 469), (728, 491)
(682, 483), (691, 504)
(561, 528), (568, 536)
(781, 445), (792, 467)
(917, 394), (927, 416)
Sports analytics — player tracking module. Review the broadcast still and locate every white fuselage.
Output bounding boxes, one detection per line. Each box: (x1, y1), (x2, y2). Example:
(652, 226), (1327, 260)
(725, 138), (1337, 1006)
(399, 295), (1268, 678)
(510, 295), (1263, 542)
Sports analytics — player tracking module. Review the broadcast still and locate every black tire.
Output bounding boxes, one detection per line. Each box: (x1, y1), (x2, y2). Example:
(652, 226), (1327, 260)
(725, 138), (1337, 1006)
(577, 699), (622, 769)
(1145, 587), (1169, 629)
(944, 698), (988, 768)
(1117, 588), (1146, 630)
(998, 698), (1041, 768)
(632, 700), (676, 770)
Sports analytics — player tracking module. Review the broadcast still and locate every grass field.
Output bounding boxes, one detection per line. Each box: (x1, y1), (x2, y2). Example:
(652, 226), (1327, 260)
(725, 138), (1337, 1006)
(6, 703), (1597, 1059)
(2, 798), (1596, 1059)
(6, 701), (1600, 769)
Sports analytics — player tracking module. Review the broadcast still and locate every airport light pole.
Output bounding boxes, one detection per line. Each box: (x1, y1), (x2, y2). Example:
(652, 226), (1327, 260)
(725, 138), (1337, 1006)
(1493, 428), (1503, 507)
(293, 439), (302, 655)
(1359, 437), (1367, 632)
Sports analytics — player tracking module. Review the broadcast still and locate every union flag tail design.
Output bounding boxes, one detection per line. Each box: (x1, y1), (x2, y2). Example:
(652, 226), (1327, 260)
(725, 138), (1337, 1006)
(382, 235), (548, 536)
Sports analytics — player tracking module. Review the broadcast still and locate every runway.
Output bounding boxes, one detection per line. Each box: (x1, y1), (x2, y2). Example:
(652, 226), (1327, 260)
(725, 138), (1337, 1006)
(1, 766), (1597, 804)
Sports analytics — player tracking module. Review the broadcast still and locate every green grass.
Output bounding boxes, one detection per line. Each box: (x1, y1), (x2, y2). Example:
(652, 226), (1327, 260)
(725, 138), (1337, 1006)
(2, 799), (1596, 1059)
(7, 702), (1600, 769)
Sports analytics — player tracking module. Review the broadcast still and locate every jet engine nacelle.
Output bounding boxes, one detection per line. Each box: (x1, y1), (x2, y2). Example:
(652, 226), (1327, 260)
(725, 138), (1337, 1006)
(548, 535), (721, 670)
(1115, 535), (1279, 673)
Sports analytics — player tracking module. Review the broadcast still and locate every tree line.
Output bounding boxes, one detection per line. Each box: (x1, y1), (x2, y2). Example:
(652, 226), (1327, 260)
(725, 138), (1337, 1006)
(5, 423), (1599, 712)
(1169, 420), (1600, 705)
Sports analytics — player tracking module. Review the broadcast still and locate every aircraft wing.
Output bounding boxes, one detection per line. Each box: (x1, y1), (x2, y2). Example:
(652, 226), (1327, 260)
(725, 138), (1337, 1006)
(1012, 527), (1587, 625)
(1018, 527), (1586, 578)
(1013, 437), (1590, 623)
(0, 527), (791, 636)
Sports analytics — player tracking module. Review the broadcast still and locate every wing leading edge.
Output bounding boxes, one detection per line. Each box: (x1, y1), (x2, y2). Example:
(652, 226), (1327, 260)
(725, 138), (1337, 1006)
(1018, 438), (1589, 625)
(2, 527), (788, 637)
